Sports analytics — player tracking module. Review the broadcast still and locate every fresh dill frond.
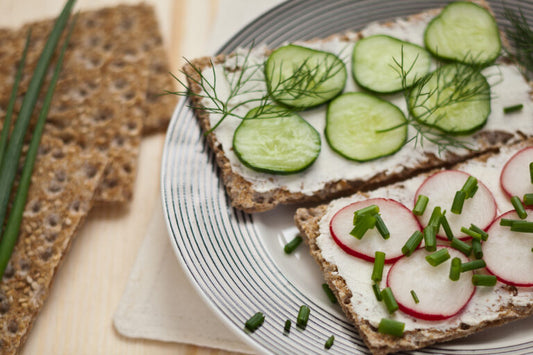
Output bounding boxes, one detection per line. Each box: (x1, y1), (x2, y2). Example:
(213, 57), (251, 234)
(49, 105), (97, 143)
(504, 6), (533, 80)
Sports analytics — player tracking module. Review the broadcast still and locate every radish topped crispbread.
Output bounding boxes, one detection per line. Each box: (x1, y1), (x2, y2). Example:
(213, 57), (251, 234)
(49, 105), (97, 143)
(294, 139), (533, 355)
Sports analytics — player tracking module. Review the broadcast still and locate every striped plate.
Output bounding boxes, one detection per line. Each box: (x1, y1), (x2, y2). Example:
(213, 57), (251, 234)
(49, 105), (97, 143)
(161, 1), (533, 354)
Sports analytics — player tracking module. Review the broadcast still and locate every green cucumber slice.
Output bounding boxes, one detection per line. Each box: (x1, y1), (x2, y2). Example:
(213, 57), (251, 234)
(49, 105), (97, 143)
(352, 35), (432, 93)
(233, 106), (321, 174)
(326, 92), (407, 161)
(424, 1), (501, 65)
(264, 44), (347, 109)
(408, 63), (491, 134)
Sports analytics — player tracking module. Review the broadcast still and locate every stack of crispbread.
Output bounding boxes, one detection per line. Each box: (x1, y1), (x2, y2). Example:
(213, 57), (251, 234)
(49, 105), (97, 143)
(0, 4), (176, 353)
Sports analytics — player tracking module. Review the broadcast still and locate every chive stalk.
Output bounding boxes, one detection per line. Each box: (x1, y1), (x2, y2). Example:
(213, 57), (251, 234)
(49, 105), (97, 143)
(350, 214), (376, 239)
(410, 290), (420, 304)
(245, 312), (265, 332)
(461, 259), (486, 272)
(460, 226), (482, 240)
(451, 237), (472, 256)
(297, 305), (310, 329)
(530, 162), (533, 184)
(401, 230), (423, 256)
(424, 225), (437, 252)
(371, 251), (386, 282)
(381, 287), (399, 314)
(375, 214), (390, 239)
(284, 319), (291, 333)
(413, 195), (429, 216)
(378, 318), (404, 337)
(322, 283), (337, 304)
(510, 221), (533, 233)
(524, 193), (533, 206)
(428, 206), (442, 229)
(500, 218), (520, 227)
(440, 212), (454, 240)
(425, 248), (450, 266)
(503, 103), (523, 113)
(471, 238), (483, 259)
(469, 224), (488, 241)
(353, 204), (379, 224)
(284, 236), (303, 254)
(449, 257), (461, 281)
(472, 274), (497, 286)
(451, 190), (466, 214)
(372, 283), (382, 301)
(461, 176), (478, 199)
(511, 196), (527, 219)
(325, 335), (335, 349)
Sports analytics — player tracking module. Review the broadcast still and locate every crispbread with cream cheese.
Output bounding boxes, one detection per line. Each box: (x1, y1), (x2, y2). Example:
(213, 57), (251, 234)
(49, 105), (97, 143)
(294, 139), (533, 355)
(184, 0), (532, 213)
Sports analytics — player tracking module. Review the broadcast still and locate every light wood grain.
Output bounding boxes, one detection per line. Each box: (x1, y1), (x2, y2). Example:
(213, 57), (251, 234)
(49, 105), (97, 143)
(1, 0), (240, 353)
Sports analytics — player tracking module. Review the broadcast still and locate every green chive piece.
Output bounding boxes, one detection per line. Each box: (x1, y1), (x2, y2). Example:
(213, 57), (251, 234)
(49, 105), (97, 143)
(297, 305), (310, 329)
(460, 226), (482, 240)
(530, 162), (533, 184)
(524, 193), (533, 206)
(451, 237), (472, 256)
(451, 190), (466, 214)
(500, 218), (521, 227)
(469, 224), (488, 241)
(372, 283), (382, 301)
(0, 0), (77, 234)
(378, 318), (404, 337)
(325, 335), (335, 349)
(0, 10), (77, 280)
(350, 214), (376, 239)
(402, 230), (423, 256)
(413, 195), (429, 216)
(511, 196), (528, 219)
(471, 238), (483, 259)
(424, 225), (437, 252)
(472, 274), (497, 286)
(503, 103), (523, 114)
(372, 251), (386, 282)
(375, 214), (390, 239)
(284, 319), (291, 333)
(0, 29), (31, 168)
(425, 248), (450, 266)
(461, 259), (486, 272)
(428, 206), (442, 229)
(440, 212), (454, 241)
(449, 257), (462, 281)
(245, 312), (265, 332)
(461, 176), (478, 199)
(322, 283), (337, 304)
(284, 236), (303, 254)
(410, 290), (420, 304)
(381, 287), (399, 314)
(510, 221), (533, 233)
(353, 204), (379, 224)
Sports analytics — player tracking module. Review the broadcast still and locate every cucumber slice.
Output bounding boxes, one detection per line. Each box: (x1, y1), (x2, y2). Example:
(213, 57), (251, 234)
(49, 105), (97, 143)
(233, 106), (321, 174)
(408, 63), (491, 134)
(264, 44), (347, 109)
(326, 92), (407, 161)
(352, 35), (432, 93)
(424, 1), (501, 65)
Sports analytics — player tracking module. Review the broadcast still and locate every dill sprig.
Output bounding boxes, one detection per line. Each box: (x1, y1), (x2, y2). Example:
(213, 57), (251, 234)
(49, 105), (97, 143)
(504, 6), (533, 81)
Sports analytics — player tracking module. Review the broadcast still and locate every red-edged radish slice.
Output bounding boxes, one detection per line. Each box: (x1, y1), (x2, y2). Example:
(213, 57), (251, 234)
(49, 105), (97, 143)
(415, 170), (496, 240)
(500, 147), (533, 199)
(483, 210), (533, 287)
(387, 246), (475, 321)
(329, 198), (421, 263)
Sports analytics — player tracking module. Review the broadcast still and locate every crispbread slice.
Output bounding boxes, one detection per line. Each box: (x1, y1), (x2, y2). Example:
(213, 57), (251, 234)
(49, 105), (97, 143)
(0, 136), (107, 354)
(294, 140), (533, 355)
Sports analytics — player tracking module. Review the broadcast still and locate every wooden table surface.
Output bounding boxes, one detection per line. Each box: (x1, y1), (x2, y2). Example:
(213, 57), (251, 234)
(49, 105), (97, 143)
(0, 0), (242, 354)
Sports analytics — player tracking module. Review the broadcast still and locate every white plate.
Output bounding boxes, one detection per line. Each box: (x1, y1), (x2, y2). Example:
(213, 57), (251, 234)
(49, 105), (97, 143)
(161, 1), (533, 353)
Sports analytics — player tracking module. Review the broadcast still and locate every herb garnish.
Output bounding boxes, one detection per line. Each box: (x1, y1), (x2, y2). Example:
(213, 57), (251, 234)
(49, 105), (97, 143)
(504, 7), (533, 80)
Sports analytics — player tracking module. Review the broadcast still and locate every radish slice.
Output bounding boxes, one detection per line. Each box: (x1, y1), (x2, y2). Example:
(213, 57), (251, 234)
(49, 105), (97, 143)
(500, 147), (533, 199)
(387, 246), (475, 321)
(415, 170), (496, 239)
(329, 198), (421, 263)
(483, 210), (533, 287)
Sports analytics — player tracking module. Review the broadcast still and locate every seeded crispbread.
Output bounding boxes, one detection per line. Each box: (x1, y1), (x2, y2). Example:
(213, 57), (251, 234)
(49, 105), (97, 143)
(294, 139), (533, 355)
(0, 136), (107, 354)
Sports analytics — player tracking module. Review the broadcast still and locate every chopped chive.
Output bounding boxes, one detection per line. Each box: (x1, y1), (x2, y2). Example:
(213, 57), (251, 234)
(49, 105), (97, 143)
(284, 236), (303, 254)
(375, 214), (390, 239)
(325, 335), (335, 349)
(440, 212), (454, 241)
(424, 225), (437, 252)
(469, 224), (488, 241)
(472, 274), (497, 286)
(524, 193), (533, 206)
(245, 312), (265, 332)
(372, 283), (382, 301)
(297, 305), (310, 329)
(402, 230), (423, 256)
(511, 196), (528, 219)
(378, 318), (404, 337)
(460, 226), (482, 240)
(471, 238), (483, 259)
(451, 190), (466, 214)
(284, 319), (291, 333)
(530, 162), (533, 184)
(426, 248), (450, 266)
(322, 283), (337, 304)
(372, 251), (386, 282)
(410, 290), (420, 304)
(503, 103), (523, 114)
(500, 218), (521, 227)
(510, 220), (533, 233)
(449, 257), (462, 281)
(381, 287), (399, 314)
(350, 214), (376, 239)
(461, 259), (486, 272)
(428, 206), (442, 229)
(461, 176), (478, 199)
(353, 204), (379, 224)
(451, 237), (472, 256)
(413, 195), (429, 216)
